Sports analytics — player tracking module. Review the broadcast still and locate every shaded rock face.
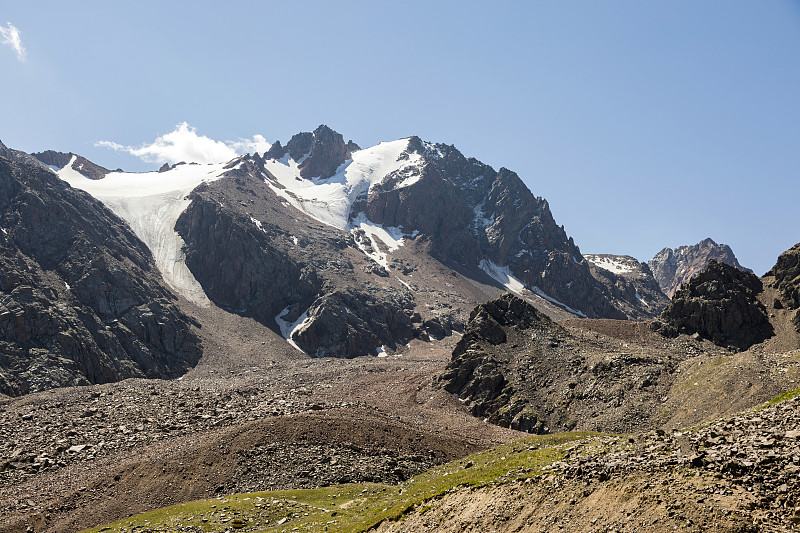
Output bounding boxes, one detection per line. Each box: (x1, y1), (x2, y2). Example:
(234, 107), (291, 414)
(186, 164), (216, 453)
(584, 254), (670, 319)
(31, 150), (111, 180)
(174, 188), (322, 326)
(292, 289), (416, 358)
(175, 167), (420, 358)
(361, 137), (627, 319)
(766, 242), (800, 331)
(0, 154), (201, 395)
(648, 238), (751, 298)
(651, 260), (773, 350)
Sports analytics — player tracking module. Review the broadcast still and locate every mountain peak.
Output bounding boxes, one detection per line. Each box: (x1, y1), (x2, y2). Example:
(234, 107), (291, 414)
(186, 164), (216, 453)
(648, 238), (749, 298)
(263, 125), (358, 180)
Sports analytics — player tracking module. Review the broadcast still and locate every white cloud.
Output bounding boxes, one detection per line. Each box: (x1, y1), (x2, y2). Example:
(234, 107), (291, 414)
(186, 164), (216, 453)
(0, 22), (26, 61)
(96, 122), (271, 165)
(227, 134), (271, 155)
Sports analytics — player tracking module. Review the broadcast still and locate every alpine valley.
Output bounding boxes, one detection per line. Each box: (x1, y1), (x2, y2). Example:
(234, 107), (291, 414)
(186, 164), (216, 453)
(1, 126), (799, 533)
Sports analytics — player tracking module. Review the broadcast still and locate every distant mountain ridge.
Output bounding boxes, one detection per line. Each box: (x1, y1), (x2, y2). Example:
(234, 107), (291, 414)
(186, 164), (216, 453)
(648, 238), (751, 298)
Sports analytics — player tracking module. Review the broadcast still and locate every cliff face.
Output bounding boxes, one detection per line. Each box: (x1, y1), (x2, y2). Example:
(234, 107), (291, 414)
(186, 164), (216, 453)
(0, 150), (201, 395)
(766, 242), (800, 331)
(648, 238), (750, 298)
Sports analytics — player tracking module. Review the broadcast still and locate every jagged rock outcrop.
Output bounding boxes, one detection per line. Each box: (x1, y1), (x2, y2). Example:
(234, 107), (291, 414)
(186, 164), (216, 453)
(31, 150), (112, 180)
(175, 166), (418, 358)
(175, 187), (322, 326)
(584, 254), (670, 319)
(766, 242), (800, 331)
(651, 259), (773, 350)
(264, 125), (359, 180)
(648, 238), (750, 298)
(0, 149), (201, 395)
(291, 288), (416, 357)
(440, 294), (561, 433)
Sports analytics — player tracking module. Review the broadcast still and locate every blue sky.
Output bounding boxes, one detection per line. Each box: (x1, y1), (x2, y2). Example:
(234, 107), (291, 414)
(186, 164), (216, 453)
(1, 1), (798, 275)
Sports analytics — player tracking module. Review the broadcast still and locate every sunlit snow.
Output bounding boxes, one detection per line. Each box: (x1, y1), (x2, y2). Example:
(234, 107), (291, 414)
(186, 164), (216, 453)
(264, 138), (422, 230)
(479, 259), (527, 294)
(584, 254), (635, 275)
(58, 156), (226, 307)
(275, 307), (311, 354)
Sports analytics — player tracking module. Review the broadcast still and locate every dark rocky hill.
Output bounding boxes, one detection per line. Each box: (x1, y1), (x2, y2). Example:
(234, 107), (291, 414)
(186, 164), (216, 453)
(648, 238), (750, 298)
(438, 293), (698, 435)
(0, 145), (201, 395)
(650, 259), (773, 350)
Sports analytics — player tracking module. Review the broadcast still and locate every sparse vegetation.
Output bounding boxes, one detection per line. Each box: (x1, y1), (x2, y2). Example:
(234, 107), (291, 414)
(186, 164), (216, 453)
(79, 432), (597, 533)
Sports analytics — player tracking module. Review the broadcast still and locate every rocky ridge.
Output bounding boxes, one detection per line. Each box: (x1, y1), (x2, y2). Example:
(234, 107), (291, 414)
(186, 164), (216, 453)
(0, 146), (201, 395)
(31, 151), (112, 180)
(651, 259), (773, 350)
(648, 238), (751, 298)
(439, 293), (716, 435)
(584, 253), (670, 319)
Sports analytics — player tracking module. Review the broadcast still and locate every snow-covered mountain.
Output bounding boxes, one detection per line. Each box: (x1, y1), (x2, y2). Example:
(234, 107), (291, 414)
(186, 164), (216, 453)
(12, 126), (669, 363)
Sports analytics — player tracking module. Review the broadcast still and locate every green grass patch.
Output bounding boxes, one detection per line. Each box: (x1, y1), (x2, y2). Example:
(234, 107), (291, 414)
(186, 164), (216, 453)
(761, 387), (800, 409)
(80, 431), (600, 533)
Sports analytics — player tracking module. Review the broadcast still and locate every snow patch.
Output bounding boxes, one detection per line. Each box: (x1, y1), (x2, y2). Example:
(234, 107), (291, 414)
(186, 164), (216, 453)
(58, 159), (227, 307)
(478, 259), (527, 294)
(473, 201), (494, 230)
(263, 138), (421, 230)
(479, 258), (588, 318)
(584, 254), (635, 275)
(529, 286), (588, 318)
(376, 346), (388, 358)
(350, 212), (413, 269)
(275, 307), (312, 354)
(250, 217), (264, 231)
(635, 290), (649, 307)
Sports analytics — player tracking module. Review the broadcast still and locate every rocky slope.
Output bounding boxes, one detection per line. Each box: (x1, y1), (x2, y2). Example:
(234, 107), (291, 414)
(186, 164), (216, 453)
(651, 259), (773, 350)
(584, 253), (670, 319)
(766, 242), (800, 332)
(440, 294), (710, 435)
(376, 392), (800, 533)
(0, 144), (201, 395)
(648, 238), (751, 298)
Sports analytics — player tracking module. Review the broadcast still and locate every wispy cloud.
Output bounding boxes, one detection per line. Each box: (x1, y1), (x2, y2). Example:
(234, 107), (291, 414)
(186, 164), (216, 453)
(96, 122), (271, 165)
(0, 22), (25, 61)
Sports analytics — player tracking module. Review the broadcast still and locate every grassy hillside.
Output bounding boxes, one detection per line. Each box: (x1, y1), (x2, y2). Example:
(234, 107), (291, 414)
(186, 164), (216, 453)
(79, 432), (599, 533)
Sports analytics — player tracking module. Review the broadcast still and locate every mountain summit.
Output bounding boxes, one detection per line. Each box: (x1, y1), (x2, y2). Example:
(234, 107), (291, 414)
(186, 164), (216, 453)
(648, 238), (751, 298)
